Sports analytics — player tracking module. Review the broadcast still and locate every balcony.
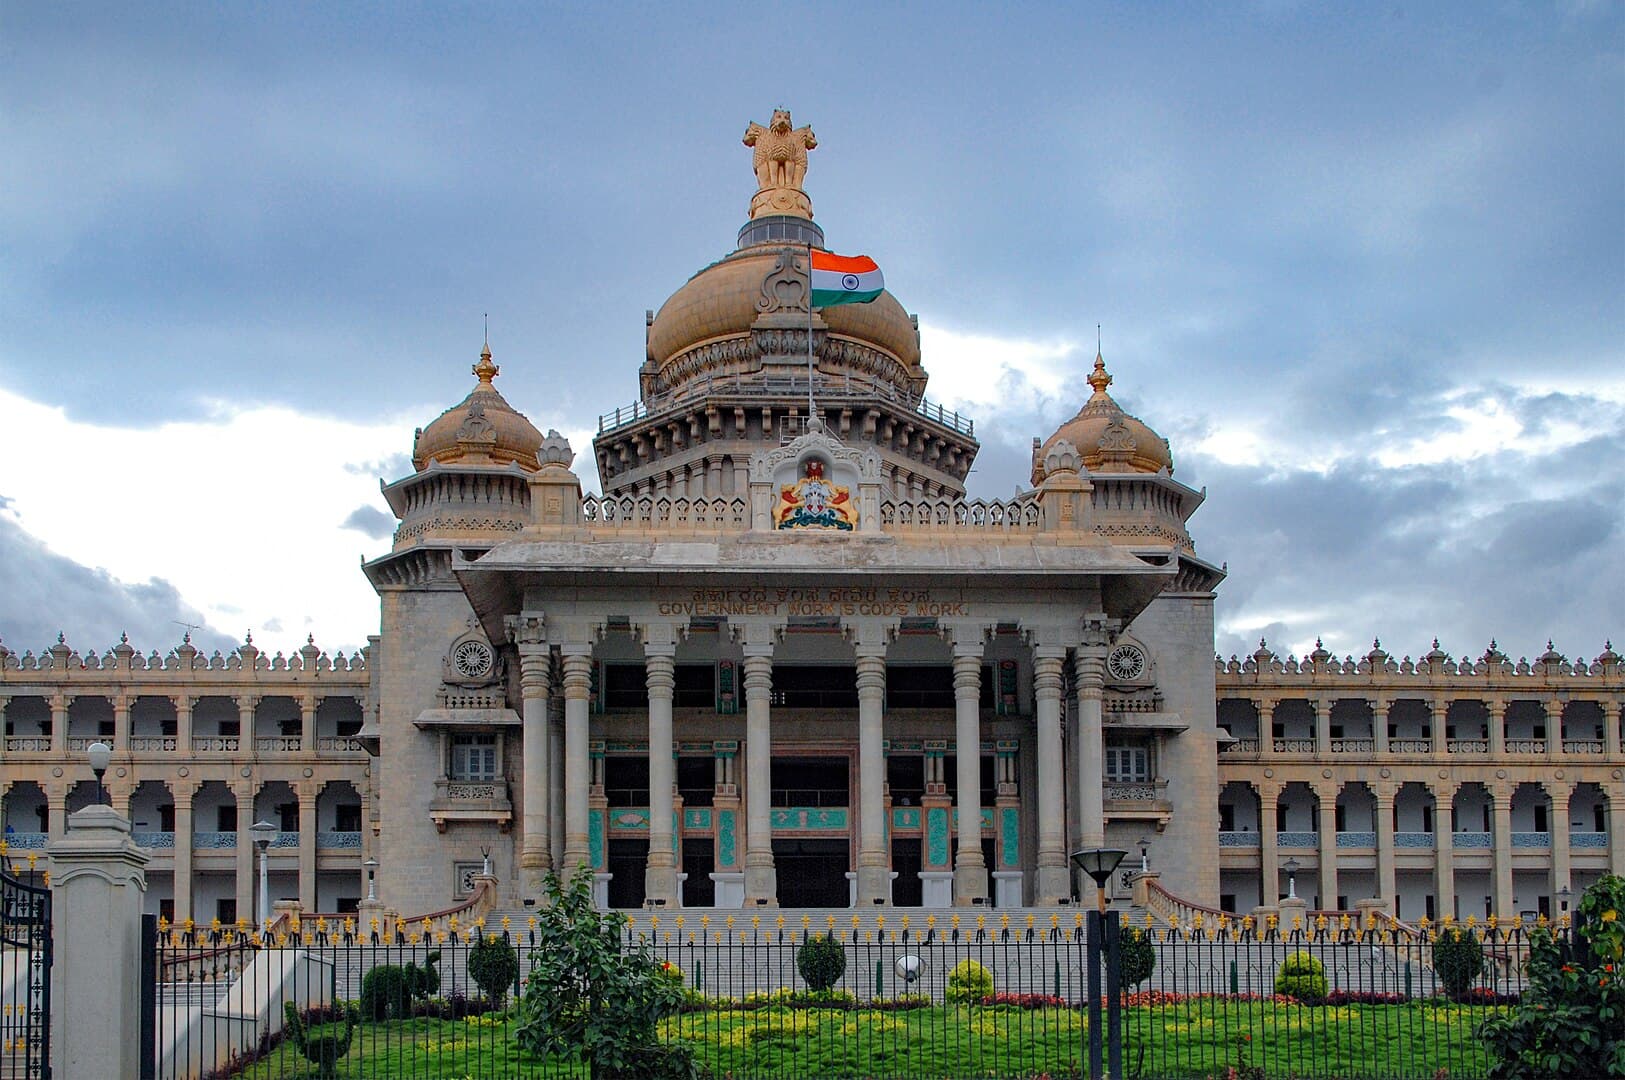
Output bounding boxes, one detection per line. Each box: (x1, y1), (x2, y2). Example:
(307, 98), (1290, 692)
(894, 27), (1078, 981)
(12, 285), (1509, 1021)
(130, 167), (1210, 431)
(1447, 739), (1488, 754)
(1277, 831), (1318, 848)
(191, 736), (240, 753)
(193, 831), (237, 849)
(429, 778), (513, 833)
(317, 831), (363, 849)
(1219, 738), (1259, 755)
(1563, 739), (1604, 754)
(1571, 831), (1609, 849)
(317, 735), (366, 753)
(1329, 739), (1373, 754)
(1272, 738), (1316, 754)
(1394, 831), (1435, 848)
(1452, 832), (1492, 849)
(133, 832), (176, 849)
(1, 833), (47, 850)
(1504, 739), (1546, 753)
(3, 737), (51, 753)
(1388, 739), (1432, 754)
(255, 736), (302, 753)
(128, 736), (178, 752)
(1218, 831), (1260, 847)
(1511, 832), (1551, 849)
(1335, 831), (1376, 849)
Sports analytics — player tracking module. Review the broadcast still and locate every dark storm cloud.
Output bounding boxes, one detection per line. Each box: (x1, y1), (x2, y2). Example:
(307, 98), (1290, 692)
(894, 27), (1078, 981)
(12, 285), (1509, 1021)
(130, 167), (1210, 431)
(0, 512), (234, 658)
(340, 506), (395, 541)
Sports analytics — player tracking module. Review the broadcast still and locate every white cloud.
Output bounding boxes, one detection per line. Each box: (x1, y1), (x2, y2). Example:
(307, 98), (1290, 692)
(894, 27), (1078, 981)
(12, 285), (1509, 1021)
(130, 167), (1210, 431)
(916, 322), (1082, 420)
(0, 388), (418, 655)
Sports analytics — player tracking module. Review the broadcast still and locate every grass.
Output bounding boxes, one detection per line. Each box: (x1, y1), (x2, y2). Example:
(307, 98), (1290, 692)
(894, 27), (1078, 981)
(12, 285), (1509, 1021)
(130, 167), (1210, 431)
(227, 1000), (1502, 1079)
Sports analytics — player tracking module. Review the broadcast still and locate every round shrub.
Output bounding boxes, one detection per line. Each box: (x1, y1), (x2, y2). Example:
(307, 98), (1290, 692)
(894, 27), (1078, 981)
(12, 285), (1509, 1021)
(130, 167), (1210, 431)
(1433, 926), (1484, 1000)
(359, 965), (412, 1020)
(1118, 926), (1156, 989)
(468, 934), (520, 1007)
(1273, 950), (1328, 1003)
(796, 934), (847, 992)
(945, 959), (994, 1004)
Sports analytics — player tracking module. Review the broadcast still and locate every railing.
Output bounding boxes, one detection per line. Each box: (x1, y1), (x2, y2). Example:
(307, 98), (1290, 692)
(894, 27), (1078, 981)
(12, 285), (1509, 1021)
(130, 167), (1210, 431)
(1103, 780), (1166, 802)
(318, 734), (366, 752)
(128, 735), (178, 751)
(255, 735), (302, 753)
(1329, 738), (1373, 753)
(193, 831), (237, 849)
(1562, 739), (1604, 753)
(134, 831), (177, 849)
(1335, 831), (1377, 848)
(1, 832), (47, 850)
(1448, 738), (1489, 753)
(1218, 831), (1260, 847)
(581, 494), (749, 530)
(1571, 831), (1609, 848)
(3, 736), (51, 752)
(879, 497), (1040, 533)
(1394, 831), (1436, 848)
(1220, 738), (1259, 754)
(1388, 738), (1432, 753)
(1452, 831), (1493, 849)
(1504, 738), (1545, 753)
(317, 831), (363, 849)
(1271, 738), (1317, 753)
(596, 376), (977, 437)
(191, 735), (240, 752)
(1277, 831), (1319, 848)
(66, 735), (102, 750)
(1510, 832), (1551, 848)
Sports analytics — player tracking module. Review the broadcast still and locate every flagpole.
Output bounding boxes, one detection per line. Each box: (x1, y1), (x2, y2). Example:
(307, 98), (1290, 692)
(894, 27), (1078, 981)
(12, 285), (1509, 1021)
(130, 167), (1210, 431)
(807, 242), (816, 422)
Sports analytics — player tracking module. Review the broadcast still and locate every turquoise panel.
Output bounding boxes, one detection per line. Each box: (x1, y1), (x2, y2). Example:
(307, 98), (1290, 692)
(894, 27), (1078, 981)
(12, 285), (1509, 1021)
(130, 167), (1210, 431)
(1000, 807), (1019, 867)
(718, 810), (737, 867)
(927, 807), (949, 866)
(588, 809), (605, 869)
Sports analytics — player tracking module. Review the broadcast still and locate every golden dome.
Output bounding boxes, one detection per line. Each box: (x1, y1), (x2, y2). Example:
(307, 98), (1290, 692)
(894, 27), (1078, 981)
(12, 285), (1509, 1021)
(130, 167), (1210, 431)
(412, 344), (544, 472)
(646, 247), (921, 372)
(1036, 353), (1173, 480)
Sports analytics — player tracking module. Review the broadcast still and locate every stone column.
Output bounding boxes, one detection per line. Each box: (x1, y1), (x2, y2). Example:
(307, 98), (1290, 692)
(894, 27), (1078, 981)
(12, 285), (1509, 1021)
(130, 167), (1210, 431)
(173, 778), (195, 923)
(1032, 646), (1070, 904)
(1550, 780), (1573, 900)
(1314, 700), (1332, 755)
(46, 784), (68, 841)
(1259, 780), (1280, 904)
(1259, 700), (1276, 757)
(1488, 700), (1506, 757)
(1491, 783), (1514, 919)
(1073, 645), (1106, 850)
(1374, 783), (1396, 907)
(50, 692), (68, 755)
(741, 632), (777, 906)
(951, 633), (988, 905)
(560, 644), (595, 879)
(853, 628), (891, 906)
(1433, 780), (1457, 922)
(238, 695), (259, 753)
(1545, 698), (1562, 760)
(1608, 780), (1625, 877)
(234, 780), (257, 924)
(643, 625), (680, 907)
(1373, 699), (1390, 756)
(175, 694), (193, 753)
(113, 694), (131, 751)
(510, 614), (552, 896)
(1315, 779), (1339, 909)
(1605, 703), (1622, 758)
(48, 805), (150, 1080)
(1431, 698), (1449, 755)
(300, 695), (317, 752)
(298, 785), (318, 910)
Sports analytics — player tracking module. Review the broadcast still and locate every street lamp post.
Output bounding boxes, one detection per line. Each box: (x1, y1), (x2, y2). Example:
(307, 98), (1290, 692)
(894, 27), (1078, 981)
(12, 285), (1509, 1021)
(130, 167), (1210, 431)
(365, 857), (379, 902)
(87, 741), (112, 807)
(1136, 836), (1150, 874)
(250, 820), (277, 927)
(1557, 885), (1572, 922)
(1071, 848), (1129, 1080)
(1282, 857), (1300, 901)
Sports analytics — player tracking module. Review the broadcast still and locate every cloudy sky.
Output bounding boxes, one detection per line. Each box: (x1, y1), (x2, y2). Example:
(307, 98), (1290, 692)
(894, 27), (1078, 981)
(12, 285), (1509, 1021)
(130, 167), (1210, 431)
(1, 3), (1621, 667)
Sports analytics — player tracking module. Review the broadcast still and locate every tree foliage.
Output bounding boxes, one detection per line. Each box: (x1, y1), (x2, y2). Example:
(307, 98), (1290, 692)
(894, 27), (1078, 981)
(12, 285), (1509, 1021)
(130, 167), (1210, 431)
(468, 934), (520, 1008)
(1478, 874), (1625, 1078)
(946, 959), (995, 1004)
(1118, 926), (1157, 989)
(1433, 926), (1485, 999)
(358, 951), (441, 1020)
(1273, 950), (1328, 1003)
(513, 869), (702, 1079)
(281, 1002), (357, 1079)
(795, 934), (847, 992)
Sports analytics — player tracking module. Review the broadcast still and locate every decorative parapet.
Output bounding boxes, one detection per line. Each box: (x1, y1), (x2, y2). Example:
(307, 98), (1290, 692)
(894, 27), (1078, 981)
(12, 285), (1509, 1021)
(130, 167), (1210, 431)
(0, 632), (369, 682)
(1218, 638), (1624, 682)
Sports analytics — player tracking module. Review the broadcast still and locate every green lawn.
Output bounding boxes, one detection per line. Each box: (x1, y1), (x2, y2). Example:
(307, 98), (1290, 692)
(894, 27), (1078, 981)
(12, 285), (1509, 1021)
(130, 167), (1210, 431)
(229, 1001), (1501, 1079)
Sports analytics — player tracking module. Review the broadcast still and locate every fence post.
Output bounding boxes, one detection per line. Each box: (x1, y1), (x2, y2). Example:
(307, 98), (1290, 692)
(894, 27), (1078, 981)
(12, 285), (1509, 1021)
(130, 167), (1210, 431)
(1086, 908), (1103, 1080)
(47, 804), (151, 1079)
(1105, 911), (1123, 1080)
(139, 912), (157, 1080)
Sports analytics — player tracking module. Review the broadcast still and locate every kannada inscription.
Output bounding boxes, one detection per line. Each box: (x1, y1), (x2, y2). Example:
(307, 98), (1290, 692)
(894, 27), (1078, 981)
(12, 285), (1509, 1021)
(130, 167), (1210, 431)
(656, 587), (967, 619)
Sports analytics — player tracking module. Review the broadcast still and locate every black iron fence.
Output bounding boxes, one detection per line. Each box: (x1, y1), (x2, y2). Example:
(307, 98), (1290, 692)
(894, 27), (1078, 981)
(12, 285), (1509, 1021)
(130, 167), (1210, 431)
(144, 914), (1544, 1079)
(0, 861), (52, 1080)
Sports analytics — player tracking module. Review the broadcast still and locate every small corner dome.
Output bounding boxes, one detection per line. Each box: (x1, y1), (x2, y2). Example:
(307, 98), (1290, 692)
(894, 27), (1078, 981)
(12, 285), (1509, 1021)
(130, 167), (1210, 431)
(412, 344), (544, 472)
(1035, 352), (1173, 482)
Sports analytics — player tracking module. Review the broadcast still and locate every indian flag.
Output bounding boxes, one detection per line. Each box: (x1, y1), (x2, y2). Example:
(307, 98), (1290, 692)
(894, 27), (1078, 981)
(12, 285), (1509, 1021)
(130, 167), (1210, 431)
(810, 250), (884, 307)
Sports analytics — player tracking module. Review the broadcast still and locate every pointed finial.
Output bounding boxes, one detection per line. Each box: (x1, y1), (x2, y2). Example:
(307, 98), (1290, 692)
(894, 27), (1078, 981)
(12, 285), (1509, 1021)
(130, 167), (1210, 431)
(183, 631), (191, 644)
(1432, 637), (1440, 649)
(1546, 638), (1554, 651)
(57, 631), (65, 644)
(1489, 638), (1497, 650)
(473, 336), (498, 385)
(245, 630), (253, 645)
(1315, 636), (1323, 648)
(483, 312), (488, 350)
(1373, 637), (1382, 650)
(1086, 351), (1112, 395)
(307, 633), (315, 645)
(120, 631), (128, 644)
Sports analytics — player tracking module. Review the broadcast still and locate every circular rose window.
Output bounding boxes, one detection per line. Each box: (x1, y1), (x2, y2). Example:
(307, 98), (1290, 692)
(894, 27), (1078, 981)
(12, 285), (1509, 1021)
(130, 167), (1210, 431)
(1107, 644), (1146, 682)
(452, 640), (494, 680)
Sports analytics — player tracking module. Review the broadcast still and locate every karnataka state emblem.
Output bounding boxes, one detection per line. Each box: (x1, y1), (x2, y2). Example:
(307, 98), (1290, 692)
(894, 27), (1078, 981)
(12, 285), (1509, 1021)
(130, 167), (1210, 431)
(774, 459), (855, 530)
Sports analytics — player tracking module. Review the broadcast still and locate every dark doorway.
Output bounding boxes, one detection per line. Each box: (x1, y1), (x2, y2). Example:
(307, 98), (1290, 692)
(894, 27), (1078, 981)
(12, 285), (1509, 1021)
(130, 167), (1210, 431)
(982, 838), (998, 906)
(891, 838), (922, 906)
(682, 839), (715, 907)
(771, 757), (850, 807)
(772, 838), (850, 907)
(607, 838), (648, 909)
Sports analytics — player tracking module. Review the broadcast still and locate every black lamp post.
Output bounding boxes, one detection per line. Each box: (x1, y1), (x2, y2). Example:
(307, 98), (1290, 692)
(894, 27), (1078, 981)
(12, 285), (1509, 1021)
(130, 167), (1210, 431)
(1136, 836), (1150, 874)
(1557, 885), (1572, 919)
(364, 857), (379, 902)
(1071, 848), (1128, 1080)
(87, 741), (112, 806)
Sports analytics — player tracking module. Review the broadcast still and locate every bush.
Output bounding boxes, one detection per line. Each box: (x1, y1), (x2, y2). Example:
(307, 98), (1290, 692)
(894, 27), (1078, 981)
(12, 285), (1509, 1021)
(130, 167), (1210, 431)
(468, 935), (520, 1008)
(796, 934), (847, 992)
(1273, 950), (1328, 1003)
(359, 951), (442, 1020)
(945, 959), (994, 1005)
(1119, 926), (1156, 989)
(1434, 926), (1485, 999)
(1478, 874), (1625, 1079)
(281, 1002), (357, 1079)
